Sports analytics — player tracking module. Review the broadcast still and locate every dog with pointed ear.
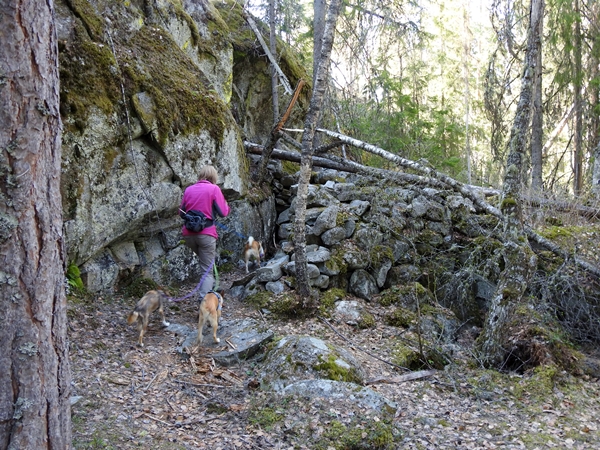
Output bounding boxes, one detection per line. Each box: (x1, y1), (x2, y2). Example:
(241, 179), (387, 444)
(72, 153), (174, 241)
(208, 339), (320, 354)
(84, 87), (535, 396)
(127, 290), (170, 347)
(196, 290), (223, 345)
(243, 236), (265, 273)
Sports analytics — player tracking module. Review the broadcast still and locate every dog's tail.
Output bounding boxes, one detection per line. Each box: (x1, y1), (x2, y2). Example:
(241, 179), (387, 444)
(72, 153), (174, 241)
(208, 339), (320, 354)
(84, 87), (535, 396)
(127, 311), (138, 324)
(248, 236), (254, 245)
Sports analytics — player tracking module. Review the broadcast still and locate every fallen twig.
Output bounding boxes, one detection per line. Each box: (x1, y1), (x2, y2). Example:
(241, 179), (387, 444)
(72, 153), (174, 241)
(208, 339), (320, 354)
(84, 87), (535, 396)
(366, 369), (437, 385)
(226, 338), (237, 350)
(175, 379), (226, 389)
(144, 372), (159, 391)
(143, 413), (171, 427)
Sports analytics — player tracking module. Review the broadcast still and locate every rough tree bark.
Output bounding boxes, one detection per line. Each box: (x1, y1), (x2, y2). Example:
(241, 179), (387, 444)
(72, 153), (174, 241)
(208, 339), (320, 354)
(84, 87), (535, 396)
(294, 0), (343, 303)
(0, 0), (72, 448)
(476, 0), (544, 369)
(530, 0), (544, 191)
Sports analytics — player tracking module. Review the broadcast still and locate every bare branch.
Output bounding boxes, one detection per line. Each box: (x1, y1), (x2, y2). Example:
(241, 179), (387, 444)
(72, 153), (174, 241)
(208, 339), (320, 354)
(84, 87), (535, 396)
(243, 10), (293, 94)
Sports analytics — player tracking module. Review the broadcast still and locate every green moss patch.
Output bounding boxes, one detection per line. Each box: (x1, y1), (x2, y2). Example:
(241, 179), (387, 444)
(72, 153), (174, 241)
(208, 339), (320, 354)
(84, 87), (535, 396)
(378, 283), (432, 308)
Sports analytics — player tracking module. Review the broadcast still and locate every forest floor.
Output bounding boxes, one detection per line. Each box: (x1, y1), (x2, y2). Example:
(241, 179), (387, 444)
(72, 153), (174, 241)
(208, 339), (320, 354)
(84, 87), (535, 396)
(69, 266), (600, 450)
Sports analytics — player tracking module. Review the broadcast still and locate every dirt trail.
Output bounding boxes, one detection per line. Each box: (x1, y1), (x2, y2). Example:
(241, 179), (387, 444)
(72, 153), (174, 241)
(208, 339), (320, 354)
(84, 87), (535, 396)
(70, 269), (600, 449)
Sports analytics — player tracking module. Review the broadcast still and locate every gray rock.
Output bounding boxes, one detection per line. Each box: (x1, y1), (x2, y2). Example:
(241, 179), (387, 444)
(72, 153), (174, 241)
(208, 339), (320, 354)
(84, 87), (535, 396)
(309, 274), (330, 289)
(312, 204), (339, 236)
(176, 318), (274, 366)
(81, 251), (120, 293)
(265, 281), (285, 294)
(261, 335), (365, 390)
(371, 258), (392, 288)
(321, 226), (347, 246)
(343, 218), (356, 238)
(334, 300), (362, 324)
(349, 269), (379, 301)
(347, 199), (370, 217)
(284, 261), (321, 279)
(306, 247), (331, 263)
(282, 380), (397, 414)
(254, 254), (289, 282)
(354, 225), (384, 250)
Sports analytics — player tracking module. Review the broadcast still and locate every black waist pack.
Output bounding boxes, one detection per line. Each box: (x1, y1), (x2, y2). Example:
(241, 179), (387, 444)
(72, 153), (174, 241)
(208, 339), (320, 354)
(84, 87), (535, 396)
(182, 209), (213, 233)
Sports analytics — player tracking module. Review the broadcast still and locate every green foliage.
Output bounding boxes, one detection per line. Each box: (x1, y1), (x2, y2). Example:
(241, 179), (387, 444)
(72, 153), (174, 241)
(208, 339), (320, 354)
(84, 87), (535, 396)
(338, 68), (467, 179)
(66, 263), (85, 291)
(318, 287), (346, 316)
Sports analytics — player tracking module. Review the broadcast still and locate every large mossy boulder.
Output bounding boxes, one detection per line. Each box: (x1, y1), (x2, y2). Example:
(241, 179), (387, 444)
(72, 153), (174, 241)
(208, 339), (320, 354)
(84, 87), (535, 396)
(260, 335), (365, 391)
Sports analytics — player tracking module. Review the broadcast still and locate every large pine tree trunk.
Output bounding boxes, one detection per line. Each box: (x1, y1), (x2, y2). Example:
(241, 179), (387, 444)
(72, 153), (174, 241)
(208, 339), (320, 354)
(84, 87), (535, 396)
(294, 0), (343, 302)
(0, 1), (72, 448)
(476, 0), (543, 368)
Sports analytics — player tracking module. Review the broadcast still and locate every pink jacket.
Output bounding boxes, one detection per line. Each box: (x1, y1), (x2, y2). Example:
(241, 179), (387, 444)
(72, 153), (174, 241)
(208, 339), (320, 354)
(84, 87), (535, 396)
(179, 180), (230, 238)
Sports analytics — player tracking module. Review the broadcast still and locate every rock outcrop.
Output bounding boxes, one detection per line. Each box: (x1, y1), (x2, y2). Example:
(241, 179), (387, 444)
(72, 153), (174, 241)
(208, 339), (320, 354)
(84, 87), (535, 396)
(56, 0), (307, 292)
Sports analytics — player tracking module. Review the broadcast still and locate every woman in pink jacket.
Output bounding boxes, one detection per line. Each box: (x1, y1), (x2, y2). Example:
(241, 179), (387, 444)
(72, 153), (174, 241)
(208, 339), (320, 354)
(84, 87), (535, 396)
(179, 165), (230, 300)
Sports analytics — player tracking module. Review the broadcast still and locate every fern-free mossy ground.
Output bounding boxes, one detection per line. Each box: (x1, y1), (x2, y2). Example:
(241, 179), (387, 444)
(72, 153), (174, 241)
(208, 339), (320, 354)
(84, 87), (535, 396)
(69, 266), (600, 449)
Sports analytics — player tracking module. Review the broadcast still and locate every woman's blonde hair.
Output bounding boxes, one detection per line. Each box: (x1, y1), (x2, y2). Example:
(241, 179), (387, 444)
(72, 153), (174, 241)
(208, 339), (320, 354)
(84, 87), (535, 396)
(198, 165), (218, 184)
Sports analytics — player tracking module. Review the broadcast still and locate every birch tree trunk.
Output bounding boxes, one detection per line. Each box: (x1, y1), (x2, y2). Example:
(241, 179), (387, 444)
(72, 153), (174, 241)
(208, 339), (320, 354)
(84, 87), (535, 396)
(476, 0), (543, 368)
(0, 0), (72, 448)
(294, 0), (343, 302)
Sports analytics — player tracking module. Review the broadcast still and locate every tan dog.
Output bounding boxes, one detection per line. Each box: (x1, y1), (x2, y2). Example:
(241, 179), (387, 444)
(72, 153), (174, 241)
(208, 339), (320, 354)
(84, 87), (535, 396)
(127, 290), (170, 347)
(196, 290), (223, 345)
(244, 236), (265, 273)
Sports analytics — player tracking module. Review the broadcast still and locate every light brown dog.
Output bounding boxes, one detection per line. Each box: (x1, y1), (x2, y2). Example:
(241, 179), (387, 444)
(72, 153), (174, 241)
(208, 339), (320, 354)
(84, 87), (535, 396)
(244, 236), (265, 273)
(196, 290), (223, 345)
(127, 290), (170, 347)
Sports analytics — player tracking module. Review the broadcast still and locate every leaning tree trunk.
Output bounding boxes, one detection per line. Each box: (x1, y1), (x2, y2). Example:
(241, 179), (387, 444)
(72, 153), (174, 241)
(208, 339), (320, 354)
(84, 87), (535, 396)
(294, 0), (343, 304)
(0, 1), (72, 448)
(269, 0), (280, 122)
(476, 0), (544, 369)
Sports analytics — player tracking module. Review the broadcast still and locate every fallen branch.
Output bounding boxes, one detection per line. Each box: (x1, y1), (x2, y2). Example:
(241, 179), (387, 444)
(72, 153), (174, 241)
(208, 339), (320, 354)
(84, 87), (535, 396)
(256, 80), (306, 183)
(246, 142), (358, 173)
(283, 127), (600, 278)
(366, 369), (437, 385)
(243, 11), (292, 94)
